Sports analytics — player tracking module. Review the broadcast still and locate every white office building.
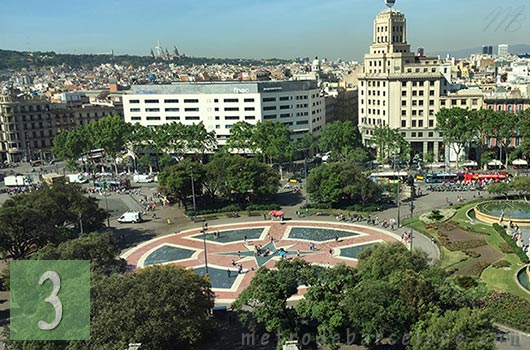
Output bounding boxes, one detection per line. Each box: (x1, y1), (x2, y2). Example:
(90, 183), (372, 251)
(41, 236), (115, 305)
(122, 80), (325, 145)
(498, 44), (509, 57)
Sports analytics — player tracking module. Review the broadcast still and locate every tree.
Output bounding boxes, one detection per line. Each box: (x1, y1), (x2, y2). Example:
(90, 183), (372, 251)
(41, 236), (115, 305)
(85, 115), (133, 174)
(481, 109), (519, 168)
(436, 108), (480, 169)
(253, 121), (294, 164)
(182, 122), (217, 156)
(307, 162), (380, 206)
(318, 121), (363, 161)
(138, 154), (153, 173)
(52, 130), (90, 161)
(356, 242), (429, 281)
(32, 232), (126, 275)
(158, 160), (204, 207)
(409, 308), (495, 350)
(372, 126), (410, 163)
(424, 151), (435, 172)
(0, 182), (106, 259)
(296, 264), (358, 349)
(233, 259), (311, 339)
(486, 182), (511, 199)
(90, 265), (214, 350)
(510, 176), (530, 201)
(226, 121), (257, 153)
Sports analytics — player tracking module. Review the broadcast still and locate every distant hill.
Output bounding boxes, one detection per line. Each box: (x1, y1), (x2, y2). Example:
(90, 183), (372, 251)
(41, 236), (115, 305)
(431, 44), (530, 58)
(0, 49), (289, 70)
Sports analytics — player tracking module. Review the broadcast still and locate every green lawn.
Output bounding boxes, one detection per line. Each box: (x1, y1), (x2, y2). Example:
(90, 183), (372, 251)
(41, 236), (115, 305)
(482, 254), (530, 299)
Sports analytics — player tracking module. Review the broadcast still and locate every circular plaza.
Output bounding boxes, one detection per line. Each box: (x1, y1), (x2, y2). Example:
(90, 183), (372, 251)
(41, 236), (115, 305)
(121, 221), (401, 304)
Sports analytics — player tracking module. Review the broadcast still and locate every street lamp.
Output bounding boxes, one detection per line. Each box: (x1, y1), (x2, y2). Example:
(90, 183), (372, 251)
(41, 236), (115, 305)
(409, 181), (415, 250)
(190, 166), (197, 212)
(304, 157), (308, 206)
(104, 182), (110, 228)
(201, 222), (209, 275)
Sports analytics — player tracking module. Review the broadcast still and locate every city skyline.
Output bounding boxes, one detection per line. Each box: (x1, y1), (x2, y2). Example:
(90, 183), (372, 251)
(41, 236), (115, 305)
(0, 0), (528, 60)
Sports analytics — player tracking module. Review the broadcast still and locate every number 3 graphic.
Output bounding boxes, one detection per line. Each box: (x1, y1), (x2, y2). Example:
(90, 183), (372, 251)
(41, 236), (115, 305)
(38, 271), (63, 330)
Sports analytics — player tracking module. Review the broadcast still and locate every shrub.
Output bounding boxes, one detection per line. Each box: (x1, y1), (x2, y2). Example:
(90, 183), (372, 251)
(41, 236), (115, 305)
(492, 260), (511, 269)
(493, 224), (529, 264)
(454, 275), (478, 289)
(480, 292), (530, 333)
(246, 204), (281, 211)
(469, 262), (491, 276)
(499, 242), (514, 254)
(428, 210), (444, 221)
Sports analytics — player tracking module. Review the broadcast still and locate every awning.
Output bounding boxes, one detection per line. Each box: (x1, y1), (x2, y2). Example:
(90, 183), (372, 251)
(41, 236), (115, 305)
(512, 159), (528, 165)
(488, 160), (502, 166)
(462, 161), (478, 167)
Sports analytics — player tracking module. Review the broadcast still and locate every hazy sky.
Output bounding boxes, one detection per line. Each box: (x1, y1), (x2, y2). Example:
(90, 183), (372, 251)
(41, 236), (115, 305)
(0, 0), (528, 60)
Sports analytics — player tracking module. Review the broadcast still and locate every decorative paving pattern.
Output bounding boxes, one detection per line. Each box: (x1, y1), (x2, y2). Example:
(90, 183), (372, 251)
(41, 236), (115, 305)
(190, 227), (265, 244)
(143, 245), (197, 266)
(337, 241), (382, 261)
(122, 221), (400, 304)
(286, 227), (360, 242)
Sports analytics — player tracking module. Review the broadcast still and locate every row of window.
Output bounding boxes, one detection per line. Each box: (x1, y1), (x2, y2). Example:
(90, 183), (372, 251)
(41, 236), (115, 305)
(487, 104), (526, 112)
(130, 98), (261, 104)
(401, 120), (435, 128)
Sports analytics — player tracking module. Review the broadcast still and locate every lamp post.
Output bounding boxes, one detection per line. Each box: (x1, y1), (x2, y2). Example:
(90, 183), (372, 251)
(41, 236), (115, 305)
(394, 158), (401, 228)
(409, 181), (415, 250)
(190, 166), (197, 212)
(304, 157), (308, 206)
(104, 184), (110, 228)
(201, 222), (209, 275)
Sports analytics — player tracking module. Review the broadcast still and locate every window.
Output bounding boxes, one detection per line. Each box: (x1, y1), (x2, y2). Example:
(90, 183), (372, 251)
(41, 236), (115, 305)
(130, 99), (140, 104)
(215, 125), (221, 129)
(146, 116), (161, 121)
(428, 120), (434, 127)
(279, 105), (290, 110)
(401, 110), (406, 116)
(429, 100), (434, 106)
(244, 98), (255, 103)
(279, 96), (289, 101)
(418, 120), (423, 127)
(429, 90), (435, 96)
(264, 114), (276, 120)
(130, 108), (140, 112)
(263, 97), (276, 102)
(402, 91), (407, 97)
(145, 99), (159, 103)
(263, 106), (276, 111)
(412, 120), (417, 127)
(214, 99), (219, 103)
(165, 108), (179, 112)
(451, 100), (457, 106)
(245, 116), (255, 120)
(401, 120), (406, 127)
(472, 99), (478, 105)
(185, 107), (199, 112)
(418, 132), (423, 137)
(145, 108), (160, 112)
(164, 99), (179, 103)
(185, 116), (200, 120)
(440, 100), (446, 106)
(224, 98), (238, 103)
(244, 107), (255, 111)
(411, 132), (417, 137)
(428, 132), (434, 137)
(224, 107), (239, 111)
(166, 116), (180, 121)
(131, 116), (141, 121)
(184, 99), (199, 103)
(296, 120), (308, 125)
(225, 116), (239, 120)
(280, 113), (291, 118)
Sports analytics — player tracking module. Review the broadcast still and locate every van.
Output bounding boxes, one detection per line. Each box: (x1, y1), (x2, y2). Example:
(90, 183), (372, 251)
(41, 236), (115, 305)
(133, 174), (154, 183)
(117, 211), (142, 223)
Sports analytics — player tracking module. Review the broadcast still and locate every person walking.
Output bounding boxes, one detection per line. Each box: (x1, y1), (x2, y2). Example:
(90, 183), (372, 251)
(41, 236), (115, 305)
(227, 269), (231, 278)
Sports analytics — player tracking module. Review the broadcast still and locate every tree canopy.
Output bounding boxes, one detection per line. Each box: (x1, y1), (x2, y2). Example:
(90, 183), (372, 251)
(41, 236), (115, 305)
(318, 121), (363, 161)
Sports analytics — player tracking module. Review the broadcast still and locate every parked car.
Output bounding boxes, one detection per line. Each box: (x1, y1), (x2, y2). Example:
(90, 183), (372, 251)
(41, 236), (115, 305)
(117, 211), (142, 223)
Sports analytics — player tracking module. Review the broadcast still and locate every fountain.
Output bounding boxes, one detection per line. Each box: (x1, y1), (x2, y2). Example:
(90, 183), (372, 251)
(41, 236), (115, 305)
(516, 265), (530, 294)
(474, 201), (530, 227)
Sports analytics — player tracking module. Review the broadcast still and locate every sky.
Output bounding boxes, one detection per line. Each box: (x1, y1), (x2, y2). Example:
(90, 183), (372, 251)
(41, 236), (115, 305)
(0, 0), (528, 61)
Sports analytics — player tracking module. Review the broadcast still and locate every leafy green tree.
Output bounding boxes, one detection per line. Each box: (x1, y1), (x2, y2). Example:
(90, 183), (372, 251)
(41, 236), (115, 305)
(486, 182), (511, 199)
(318, 121), (363, 161)
(85, 115), (133, 174)
(481, 110), (519, 168)
(253, 121), (294, 164)
(233, 259), (311, 338)
(32, 232), (126, 275)
(296, 264), (358, 349)
(480, 150), (495, 168)
(307, 162), (380, 206)
(372, 125), (410, 163)
(424, 151), (435, 172)
(0, 182), (106, 259)
(436, 108), (480, 169)
(226, 121), (257, 153)
(510, 176), (530, 200)
(90, 265), (214, 350)
(52, 129), (90, 161)
(409, 308), (495, 350)
(158, 160), (205, 207)
(356, 242), (429, 281)
(138, 154), (153, 173)
(182, 122), (217, 155)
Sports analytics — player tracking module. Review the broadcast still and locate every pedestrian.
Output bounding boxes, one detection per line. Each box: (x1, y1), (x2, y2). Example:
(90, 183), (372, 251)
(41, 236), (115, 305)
(231, 259), (236, 266)
(431, 237), (435, 245)
(227, 269), (231, 278)
(244, 235), (248, 244)
(309, 242), (315, 251)
(329, 248), (333, 257)
(297, 250), (300, 257)
(335, 234), (339, 242)
(263, 213), (267, 220)
(237, 250), (241, 258)
(237, 264), (243, 274)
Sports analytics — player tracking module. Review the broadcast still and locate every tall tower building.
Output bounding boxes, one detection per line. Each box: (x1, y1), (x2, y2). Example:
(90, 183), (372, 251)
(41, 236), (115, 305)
(358, 0), (447, 159)
(498, 44), (509, 57)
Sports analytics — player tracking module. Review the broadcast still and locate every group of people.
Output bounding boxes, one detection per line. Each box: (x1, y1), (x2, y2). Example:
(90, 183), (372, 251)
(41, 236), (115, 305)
(227, 263), (244, 277)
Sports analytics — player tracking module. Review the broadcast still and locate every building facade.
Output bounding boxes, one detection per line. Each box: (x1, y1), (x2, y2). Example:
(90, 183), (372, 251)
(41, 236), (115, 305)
(0, 88), (123, 163)
(357, 5), (483, 161)
(122, 80), (325, 145)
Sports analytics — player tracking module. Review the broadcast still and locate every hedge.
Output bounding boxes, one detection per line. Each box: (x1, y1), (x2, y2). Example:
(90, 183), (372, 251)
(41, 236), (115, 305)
(481, 292), (530, 333)
(493, 223), (530, 264)
(185, 203), (281, 217)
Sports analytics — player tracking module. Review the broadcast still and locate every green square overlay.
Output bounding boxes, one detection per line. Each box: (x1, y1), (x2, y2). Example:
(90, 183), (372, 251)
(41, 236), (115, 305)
(10, 260), (90, 340)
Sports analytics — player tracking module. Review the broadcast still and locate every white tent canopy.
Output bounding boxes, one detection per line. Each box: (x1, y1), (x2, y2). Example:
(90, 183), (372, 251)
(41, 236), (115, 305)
(488, 160), (502, 166)
(512, 159), (528, 166)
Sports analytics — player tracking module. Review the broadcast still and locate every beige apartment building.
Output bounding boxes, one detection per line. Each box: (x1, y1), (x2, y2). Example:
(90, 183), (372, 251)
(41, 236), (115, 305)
(358, 6), (482, 162)
(0, 88), (123, 163)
